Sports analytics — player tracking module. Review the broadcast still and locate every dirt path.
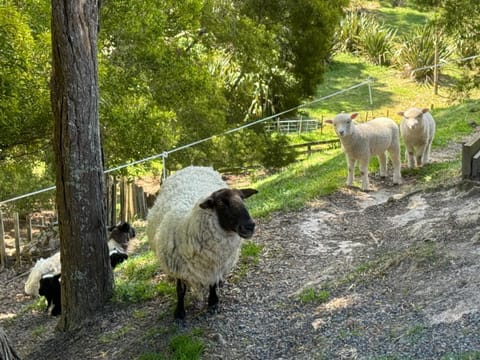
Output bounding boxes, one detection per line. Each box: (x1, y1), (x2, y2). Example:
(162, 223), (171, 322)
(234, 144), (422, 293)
(1, 153), (480, 359)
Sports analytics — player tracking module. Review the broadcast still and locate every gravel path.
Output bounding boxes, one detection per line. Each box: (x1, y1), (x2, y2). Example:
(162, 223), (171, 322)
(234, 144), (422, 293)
(1, 175), (480, 360)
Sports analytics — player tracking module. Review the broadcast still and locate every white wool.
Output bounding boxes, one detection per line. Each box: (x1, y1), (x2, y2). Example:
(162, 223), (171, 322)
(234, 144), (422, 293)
(147, 166), (241, 294)
(329, 113), (402, 191)
(108, 239), (126, 253)
(24, 252), (61, 296)
(399, 107), (436, 168)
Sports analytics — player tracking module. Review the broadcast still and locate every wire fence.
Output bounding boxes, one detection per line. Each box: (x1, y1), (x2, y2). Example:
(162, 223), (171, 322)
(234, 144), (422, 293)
(0, 78), (374, 206)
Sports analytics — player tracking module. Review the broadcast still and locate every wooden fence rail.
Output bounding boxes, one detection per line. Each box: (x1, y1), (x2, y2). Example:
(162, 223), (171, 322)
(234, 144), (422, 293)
(0, 176), (151, 269)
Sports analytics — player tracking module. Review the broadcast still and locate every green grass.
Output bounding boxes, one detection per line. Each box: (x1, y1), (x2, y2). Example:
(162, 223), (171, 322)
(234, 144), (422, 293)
(245, 46), (479, 220)
(137, 329), (205, 360)
(298, 287), (331, 304)
(113, 251), (175, 303)
(442, 352), (480, 360)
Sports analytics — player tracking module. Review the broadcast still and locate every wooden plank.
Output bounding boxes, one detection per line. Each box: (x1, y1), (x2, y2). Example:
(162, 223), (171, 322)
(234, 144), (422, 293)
(462, 132), (480, 179)
(14, 212), (21, 267)
(0, 211), (6, 268)
(472, 150), (480, 180)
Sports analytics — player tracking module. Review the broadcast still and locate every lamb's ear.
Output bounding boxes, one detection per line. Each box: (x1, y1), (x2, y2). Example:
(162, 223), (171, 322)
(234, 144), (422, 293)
(240, 188), (258, 199)
(422, 108), (430, 114)
(199, 197), (215, 209)
(397, 111), (405, 116)
(350, 112), (359, 120)
(325, 119), (333, 124)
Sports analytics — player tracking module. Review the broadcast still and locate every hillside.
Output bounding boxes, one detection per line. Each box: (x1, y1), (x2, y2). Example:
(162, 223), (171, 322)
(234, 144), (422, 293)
(1, 140), (480, 359)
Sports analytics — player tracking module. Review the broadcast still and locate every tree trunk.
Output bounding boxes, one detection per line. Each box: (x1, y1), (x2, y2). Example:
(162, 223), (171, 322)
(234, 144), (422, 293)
(51, 0), (113, 331)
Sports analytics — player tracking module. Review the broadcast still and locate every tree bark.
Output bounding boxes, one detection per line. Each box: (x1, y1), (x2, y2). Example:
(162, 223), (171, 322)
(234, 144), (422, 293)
(51, 0), (113, 331)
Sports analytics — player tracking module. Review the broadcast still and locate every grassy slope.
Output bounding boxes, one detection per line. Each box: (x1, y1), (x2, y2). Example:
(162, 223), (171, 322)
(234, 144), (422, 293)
(246, 2), (480, 219)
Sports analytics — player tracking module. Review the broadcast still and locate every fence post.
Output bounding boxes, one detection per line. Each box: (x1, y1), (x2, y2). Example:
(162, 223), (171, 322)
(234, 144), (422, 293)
(111, 175), (117, 225)
(127, 181), (135, 222)
(120, 177), (127, 222)
(14, 212), (21, 267)
(27, 216), (33, 243)
(0, 211), (6, 268)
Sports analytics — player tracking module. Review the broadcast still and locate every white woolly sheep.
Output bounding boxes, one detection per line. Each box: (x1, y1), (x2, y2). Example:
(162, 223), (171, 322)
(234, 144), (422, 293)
(326, 113), (402, 191)
(24, 222), (135, 315)
(398, 107), (436, 168)
(146, 166), (257, 321)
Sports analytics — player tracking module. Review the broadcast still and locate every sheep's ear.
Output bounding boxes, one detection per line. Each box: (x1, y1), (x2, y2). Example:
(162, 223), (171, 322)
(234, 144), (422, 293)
(240, 188), (258, 199)
(350, 113), (359, 120)
(325, 119), (333, 124)
(107, 225), (115, 231)
(199, 197), (215, 209)
(422, 108), (430, 114)
(397, 111), (405, 116)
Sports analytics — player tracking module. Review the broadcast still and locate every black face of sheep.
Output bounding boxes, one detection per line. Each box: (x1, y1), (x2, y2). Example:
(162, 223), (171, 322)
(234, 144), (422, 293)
(108, 221), (136, 251)
(199, 188), (257, 239)
(39, 273), (61, 316)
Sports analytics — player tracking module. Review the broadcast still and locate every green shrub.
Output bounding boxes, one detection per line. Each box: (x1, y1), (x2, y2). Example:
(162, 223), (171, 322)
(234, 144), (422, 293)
(334, 12), (377, 54)
(394, 23), (452, 83)
(357, 23), (397, 65)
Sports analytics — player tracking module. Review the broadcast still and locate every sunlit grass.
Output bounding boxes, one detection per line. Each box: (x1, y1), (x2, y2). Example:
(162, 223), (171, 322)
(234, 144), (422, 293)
(112, 251), (175, 304)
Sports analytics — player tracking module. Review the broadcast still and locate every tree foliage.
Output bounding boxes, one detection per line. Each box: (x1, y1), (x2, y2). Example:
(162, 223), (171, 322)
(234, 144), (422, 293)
(1, 0), (347, 207)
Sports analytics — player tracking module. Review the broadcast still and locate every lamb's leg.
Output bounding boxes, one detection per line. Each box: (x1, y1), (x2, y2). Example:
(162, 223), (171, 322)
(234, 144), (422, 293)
(346, 155), (356, 186)
(207, 284), (219, 314)
(416, 144), (426, 167)
(359, 157), (370, 191)
(378, 152), (387, 178)
(51, 301), (61, 316)
(423, 139), (432, 165)
(174, 279), (187, 320)
(406, 147), (415, 168)
(391, 152), (402, 185)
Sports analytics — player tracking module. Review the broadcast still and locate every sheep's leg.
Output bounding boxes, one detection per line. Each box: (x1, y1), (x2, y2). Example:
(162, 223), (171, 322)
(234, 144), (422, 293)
(346, 155), (356, 186)
(44, 295), (52, 312)
(207, 284), (219, 314)
(359, 157), (370, 191)
(51, 301), (61, 316)
(423, 138), (432, 165)
(416, 144), (426, 167)
(174, 279), (187, 320)
(378, 152), (387, 178)
(406, 147), (415, 168)
(390, 147), (402, 185)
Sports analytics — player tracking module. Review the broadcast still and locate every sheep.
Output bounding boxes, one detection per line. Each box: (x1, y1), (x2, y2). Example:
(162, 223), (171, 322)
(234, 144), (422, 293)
(326, 113), (402, 191)
(146, 166), (257, 321)
(24, 222), (135, 315)
(398, 107), (436, 168)
(38, 273), (61, 316)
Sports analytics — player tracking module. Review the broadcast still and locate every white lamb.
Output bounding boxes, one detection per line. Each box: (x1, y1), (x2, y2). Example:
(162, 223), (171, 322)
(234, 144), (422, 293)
(398, 107), (436, 168)
(326, 113), (402, 191)
(147, 166), (257, 321)
(24, 251), (61, 297)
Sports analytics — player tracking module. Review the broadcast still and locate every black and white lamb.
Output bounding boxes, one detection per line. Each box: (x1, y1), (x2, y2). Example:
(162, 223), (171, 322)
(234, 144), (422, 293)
(24, 222), (135, 316)
(146, 166), (257, 320)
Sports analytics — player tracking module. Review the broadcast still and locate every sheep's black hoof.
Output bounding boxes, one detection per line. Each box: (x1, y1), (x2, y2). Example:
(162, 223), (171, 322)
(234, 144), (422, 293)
(174, 308), (186, 321)
(51, 307), (61, 316)
(174, 316), (186, 327)
(207, 303), (219, 315)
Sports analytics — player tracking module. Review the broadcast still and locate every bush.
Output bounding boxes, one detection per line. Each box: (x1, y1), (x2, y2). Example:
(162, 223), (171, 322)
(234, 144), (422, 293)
(333, 12), (377, 54)
(393, 23), (452, 83)
(357, 22), (397, 66)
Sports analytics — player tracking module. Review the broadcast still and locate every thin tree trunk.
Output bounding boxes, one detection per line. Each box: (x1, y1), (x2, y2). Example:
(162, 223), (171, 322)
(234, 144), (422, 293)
(51, 0), (113, 331)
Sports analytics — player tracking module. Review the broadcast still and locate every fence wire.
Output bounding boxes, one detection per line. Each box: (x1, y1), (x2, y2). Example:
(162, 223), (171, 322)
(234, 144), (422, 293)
(0, 78), (374, 206)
